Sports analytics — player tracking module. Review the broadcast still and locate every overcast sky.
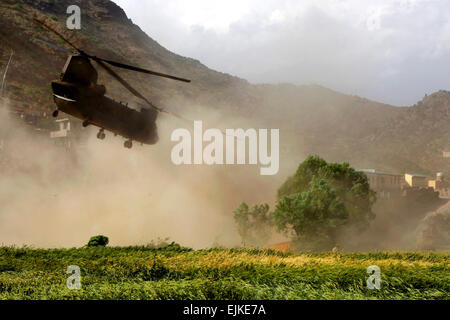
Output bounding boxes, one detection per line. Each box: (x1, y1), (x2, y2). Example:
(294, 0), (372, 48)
(114, 0), (450, 106)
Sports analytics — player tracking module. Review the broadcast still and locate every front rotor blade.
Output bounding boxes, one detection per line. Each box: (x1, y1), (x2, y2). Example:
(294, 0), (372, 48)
(33, 17), (82, 54)
(95, 58), (203, 128)
(32, 38), (74, 54)
(93, 58), (162, 112)
(95, 59), (197, 123)
(97, 57), (191, 83)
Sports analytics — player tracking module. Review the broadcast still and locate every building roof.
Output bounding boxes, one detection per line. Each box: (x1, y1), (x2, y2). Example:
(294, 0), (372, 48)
(358, 169), (403, 177)
(405, 173), (427, 178)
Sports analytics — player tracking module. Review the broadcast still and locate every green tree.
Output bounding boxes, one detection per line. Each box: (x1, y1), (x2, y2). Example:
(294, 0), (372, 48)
(272, 178), (348, 250)
(273, 155), (376, 250)
(278, 155), (376, 231)
(233, 202), (272, 247)
(87, 235), (109, 247)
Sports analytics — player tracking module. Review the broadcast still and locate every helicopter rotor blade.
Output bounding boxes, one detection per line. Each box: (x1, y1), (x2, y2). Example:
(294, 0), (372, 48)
(31, 16), (193, 120)
(33, 17), (190, 83)
(93, 58), (162, 113)
(97, 57), (191, 83)
(32, 38), (75, 54)
(33, 17), (83, 54)
(94, 58), (195, 123)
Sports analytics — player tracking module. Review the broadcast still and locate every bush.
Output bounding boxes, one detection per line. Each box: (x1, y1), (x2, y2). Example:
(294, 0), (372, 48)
(233, 202), (272, 247)
(87, 235), (109, 247)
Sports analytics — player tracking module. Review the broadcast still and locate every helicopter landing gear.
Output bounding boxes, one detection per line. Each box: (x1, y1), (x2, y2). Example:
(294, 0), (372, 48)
(52, 109), (59, 118)
(82, 120), (90, 127)
(97, 129), (106, 140)
(124, 140), (133, 149)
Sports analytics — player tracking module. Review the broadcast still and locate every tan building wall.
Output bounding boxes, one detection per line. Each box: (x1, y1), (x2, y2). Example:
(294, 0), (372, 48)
(360, 170), (404, 191)
(405, 174), (428, 188)
(428, 180), (445, 191)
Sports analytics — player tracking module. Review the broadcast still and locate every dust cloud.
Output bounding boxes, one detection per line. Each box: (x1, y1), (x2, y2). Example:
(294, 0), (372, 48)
(3, 98), (443, 251)
(0, 100), (284, 249)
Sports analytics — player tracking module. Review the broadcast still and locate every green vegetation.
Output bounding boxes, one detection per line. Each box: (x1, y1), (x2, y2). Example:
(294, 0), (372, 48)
(30, 61), (43, 69)
(11, 3), (22, 10)
(0, 246), (448, 300)
(277, 155), (376, 230)
(417, 209), (450, 250)
(272, 178), (349, 250)
(234, 156), (377, 251)
(233, 203), (272, 247)
(87, 235), (109, 247)
(56, 38), (66, 46)
(24, 86), (42, 98)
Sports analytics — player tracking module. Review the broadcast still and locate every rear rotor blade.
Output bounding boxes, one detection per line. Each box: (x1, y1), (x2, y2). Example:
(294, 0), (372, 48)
(32, 38), (74, 54)
(33, 17), (190, 83)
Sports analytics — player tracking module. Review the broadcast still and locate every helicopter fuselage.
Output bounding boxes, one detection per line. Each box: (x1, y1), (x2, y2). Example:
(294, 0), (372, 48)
(51, 55), (158, 147)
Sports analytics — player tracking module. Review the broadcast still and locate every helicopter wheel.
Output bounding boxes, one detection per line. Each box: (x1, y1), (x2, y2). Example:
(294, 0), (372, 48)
(97, 130), (106, 140)
(124, 140), (133, 149)
(52, 109), (59, 118)
(82, 120), (90, 127)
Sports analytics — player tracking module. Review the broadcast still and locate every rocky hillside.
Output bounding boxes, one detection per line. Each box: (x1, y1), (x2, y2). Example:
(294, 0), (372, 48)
(365, 91), (450, 175)
(0, 0), (449, 176)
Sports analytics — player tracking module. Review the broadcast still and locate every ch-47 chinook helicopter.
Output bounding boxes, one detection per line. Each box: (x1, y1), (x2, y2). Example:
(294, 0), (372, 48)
(32, 19), (191, 149)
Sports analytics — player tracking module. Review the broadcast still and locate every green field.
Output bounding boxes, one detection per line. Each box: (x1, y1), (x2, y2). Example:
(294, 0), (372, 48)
(0, 245), (448, 300)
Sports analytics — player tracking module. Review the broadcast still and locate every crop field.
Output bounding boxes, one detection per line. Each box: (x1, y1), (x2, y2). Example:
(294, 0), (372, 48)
(0, 245), (448, 300)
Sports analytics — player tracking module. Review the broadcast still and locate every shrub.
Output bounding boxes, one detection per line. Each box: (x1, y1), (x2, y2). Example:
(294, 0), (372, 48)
(233, 202), (272, 247)
(87, 235), (109, 247)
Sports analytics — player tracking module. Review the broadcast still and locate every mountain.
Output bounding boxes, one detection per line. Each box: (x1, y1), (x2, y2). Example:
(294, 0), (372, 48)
(364, 91), (450, 174)
(0, 0), (449, 176)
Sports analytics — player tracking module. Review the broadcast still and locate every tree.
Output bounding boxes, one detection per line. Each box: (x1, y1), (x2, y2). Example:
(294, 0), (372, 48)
(417, 210), (450, 250)
(272, 178), (348, 250)
(233, 202), (272, 247)
(273, 156), (376, 250)
(278, 155), (376, 231)
(87, 235), (109, 247)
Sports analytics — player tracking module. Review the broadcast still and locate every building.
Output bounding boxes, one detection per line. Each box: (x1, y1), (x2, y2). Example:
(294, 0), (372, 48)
(443, 151), (450, 158)
(50, 118), (71, 138)
(359, 169), (405, 192)
(405, 173), (428, 188)
(428, 173), (444, 190)
(50, 118), (73, 150)
(50, 118), (85, 150)
(429, 173), (450, 197)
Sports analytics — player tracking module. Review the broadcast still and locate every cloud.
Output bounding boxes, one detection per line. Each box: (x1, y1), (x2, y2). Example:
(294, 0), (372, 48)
(114, 0), (450, 105)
